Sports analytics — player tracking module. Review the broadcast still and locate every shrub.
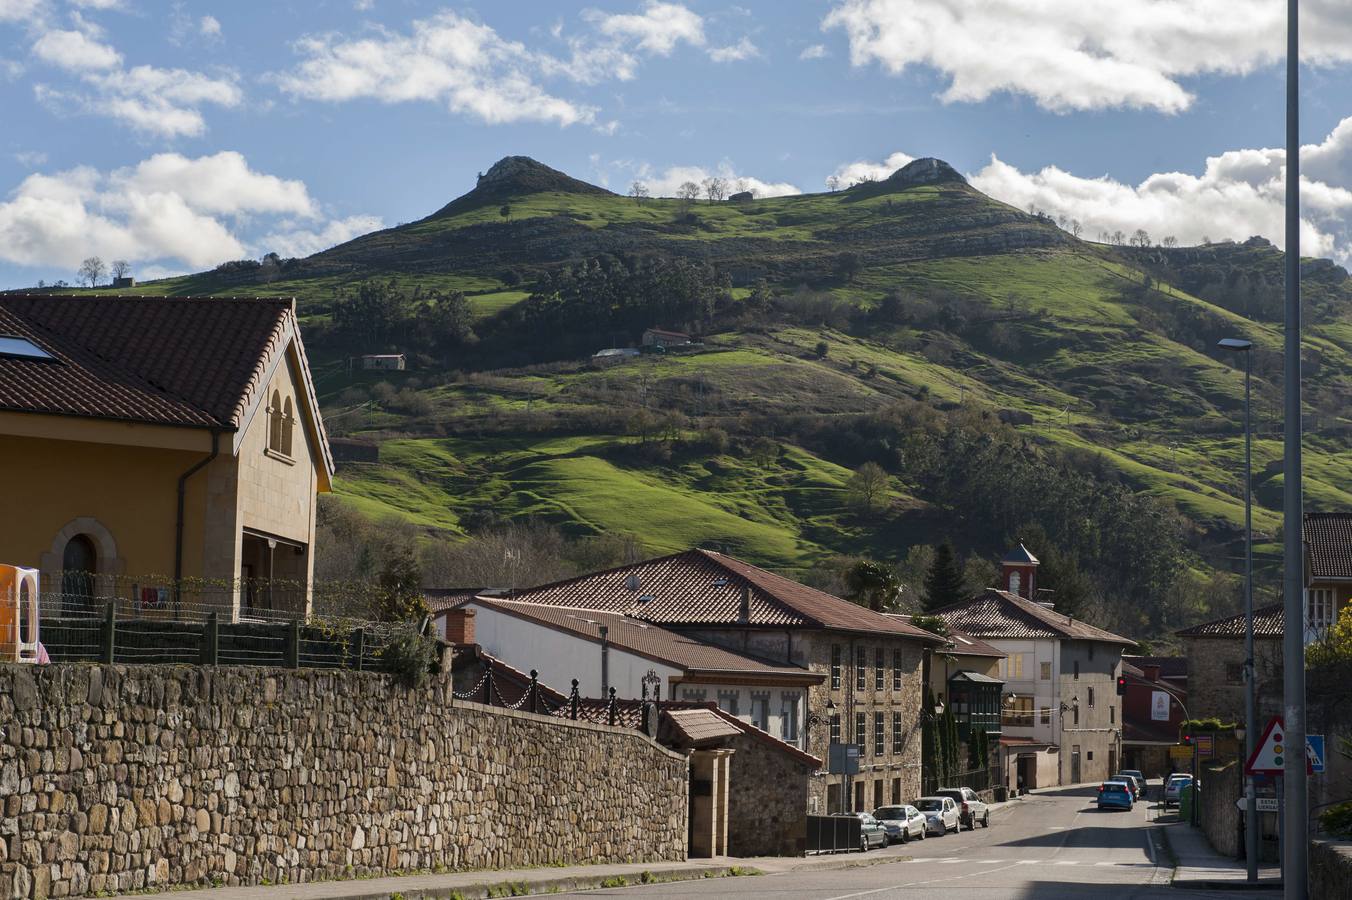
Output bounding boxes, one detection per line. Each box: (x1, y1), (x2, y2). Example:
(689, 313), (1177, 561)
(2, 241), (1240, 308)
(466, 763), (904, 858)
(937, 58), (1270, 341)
(380, 625), (440, 688)
(1321, 801), (1352, 838)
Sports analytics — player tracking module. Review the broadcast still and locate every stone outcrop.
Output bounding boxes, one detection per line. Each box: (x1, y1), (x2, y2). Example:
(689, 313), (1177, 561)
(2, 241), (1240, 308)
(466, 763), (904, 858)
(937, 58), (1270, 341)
(0, 664), (688, 899)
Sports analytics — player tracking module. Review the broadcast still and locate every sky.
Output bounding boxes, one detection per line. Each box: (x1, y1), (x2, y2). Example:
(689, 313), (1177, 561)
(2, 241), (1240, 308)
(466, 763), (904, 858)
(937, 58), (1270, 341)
(2, 0), (1352, 288)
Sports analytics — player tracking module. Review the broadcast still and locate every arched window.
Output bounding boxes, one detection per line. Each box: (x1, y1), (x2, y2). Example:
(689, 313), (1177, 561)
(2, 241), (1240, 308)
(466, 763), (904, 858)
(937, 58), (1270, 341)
(268, 390), (283, 452)
(282, 397), (294, 457)
(61, 534), (97, 614)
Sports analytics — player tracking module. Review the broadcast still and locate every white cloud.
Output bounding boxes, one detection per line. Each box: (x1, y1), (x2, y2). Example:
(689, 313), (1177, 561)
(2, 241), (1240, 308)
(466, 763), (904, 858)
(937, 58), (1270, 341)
(275, 11), (597, 127)
(828, 151), (915, 187)
(628, 161), (801, 198)
(799, 43), (827, 60)
(262, 214), (383, 258)
(34, 60), (241, 137)
(586, 1), (705, 55)
(200, 15), (221, 38)
(32, 28), (121, 71)
(13, 150), (47, 167)
(0, 152), (366, 271)
(822, 0), (1352, 113)
(708, 37), (759, 63)
(69, 0), (125, 9)
(0, 0), (45, 20)
(964, 116), (1352, 265)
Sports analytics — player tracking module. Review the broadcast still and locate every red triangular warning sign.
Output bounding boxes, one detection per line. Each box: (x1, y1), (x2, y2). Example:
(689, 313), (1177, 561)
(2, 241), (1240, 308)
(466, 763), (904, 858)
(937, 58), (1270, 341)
(1246, 716), (1286, 775)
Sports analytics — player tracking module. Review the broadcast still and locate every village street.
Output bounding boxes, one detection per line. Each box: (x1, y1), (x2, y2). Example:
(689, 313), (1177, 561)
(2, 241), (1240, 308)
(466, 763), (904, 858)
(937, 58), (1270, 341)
(570, 785), (1255, 899)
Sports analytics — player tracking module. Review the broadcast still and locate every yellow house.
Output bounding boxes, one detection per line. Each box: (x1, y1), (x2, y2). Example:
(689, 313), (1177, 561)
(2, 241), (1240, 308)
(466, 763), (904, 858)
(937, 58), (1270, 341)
(0, 294), (333, 621)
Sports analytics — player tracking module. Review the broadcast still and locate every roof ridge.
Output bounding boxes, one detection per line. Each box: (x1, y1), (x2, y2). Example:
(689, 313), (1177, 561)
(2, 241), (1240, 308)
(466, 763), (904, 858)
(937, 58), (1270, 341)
(695, 549), (822, 628)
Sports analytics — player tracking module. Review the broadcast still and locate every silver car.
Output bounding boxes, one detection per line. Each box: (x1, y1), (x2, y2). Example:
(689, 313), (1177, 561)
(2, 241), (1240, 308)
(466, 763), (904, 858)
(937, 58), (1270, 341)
(874, 804), (927, 843)
(1164, 774), (1193, 808)
(835, 812), (889, 851)
(914, 796), (961, 836)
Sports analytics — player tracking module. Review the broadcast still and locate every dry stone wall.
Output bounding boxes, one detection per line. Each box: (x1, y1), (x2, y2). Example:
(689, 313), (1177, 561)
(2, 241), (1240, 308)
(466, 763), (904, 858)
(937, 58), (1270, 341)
(0, 664), (688, 899)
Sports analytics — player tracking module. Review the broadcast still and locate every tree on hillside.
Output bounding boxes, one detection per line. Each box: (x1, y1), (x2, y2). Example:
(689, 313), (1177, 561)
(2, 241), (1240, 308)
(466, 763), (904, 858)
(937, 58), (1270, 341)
(373, 545), (428, 623)
(1070, 220), (1083, 239)
(1130, 228), (1152, 248)
(629, 180), (650, 203)
(845, 461), (889, 517)
(676, 181), (700, 215)
(702, 176), (728, 203)
(826, 175), (842, 192)
(1161, 235), (1178, 248)
(845, 560), (901, 612)
(77, 256), (105, 288)
(499, 204), (512, 223)
(1111, 230), (1126, 245)
(924, 542), (966, 611)
(110, 259), (130, 280)
(834, 251), (862, 283)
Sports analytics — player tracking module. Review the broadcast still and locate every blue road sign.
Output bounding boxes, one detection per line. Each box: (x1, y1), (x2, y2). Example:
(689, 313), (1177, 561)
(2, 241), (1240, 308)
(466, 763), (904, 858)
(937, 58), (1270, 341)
(1308, 735), (1326, 774)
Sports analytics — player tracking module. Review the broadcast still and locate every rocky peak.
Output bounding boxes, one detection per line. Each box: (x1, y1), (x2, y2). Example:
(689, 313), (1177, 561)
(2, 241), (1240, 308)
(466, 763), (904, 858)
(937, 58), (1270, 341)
(887, 158), (966, 188)
(429, 155), (613, 220)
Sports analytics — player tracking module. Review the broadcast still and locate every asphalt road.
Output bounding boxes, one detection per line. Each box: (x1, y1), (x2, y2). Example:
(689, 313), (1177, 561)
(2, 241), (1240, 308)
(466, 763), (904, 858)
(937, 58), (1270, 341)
(565, 785), (1256, 899)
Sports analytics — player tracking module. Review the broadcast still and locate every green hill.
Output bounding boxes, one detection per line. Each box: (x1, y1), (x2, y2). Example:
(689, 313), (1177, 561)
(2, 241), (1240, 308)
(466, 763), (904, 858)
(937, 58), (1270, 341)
(66, 155), (1352, 637)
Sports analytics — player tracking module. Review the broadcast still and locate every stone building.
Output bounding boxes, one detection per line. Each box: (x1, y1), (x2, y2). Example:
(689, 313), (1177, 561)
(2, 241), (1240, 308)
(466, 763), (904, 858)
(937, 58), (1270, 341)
(1177, 603), (1285, 726)
(0, 295), (333, 620)
(485, 549), (944, 815)
(933, 546), (1135, 788)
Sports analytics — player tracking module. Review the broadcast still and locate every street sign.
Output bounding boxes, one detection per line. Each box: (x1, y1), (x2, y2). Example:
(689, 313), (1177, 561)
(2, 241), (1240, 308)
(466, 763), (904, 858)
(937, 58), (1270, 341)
(1195, 734), (1214, 759)
(1169, 745), (1195, 760)
(828, 742), (860, 775)
(1308, 735), (1326, 774)
(1235, 797), (1280, 812)
(1246, 716), (1286, 775)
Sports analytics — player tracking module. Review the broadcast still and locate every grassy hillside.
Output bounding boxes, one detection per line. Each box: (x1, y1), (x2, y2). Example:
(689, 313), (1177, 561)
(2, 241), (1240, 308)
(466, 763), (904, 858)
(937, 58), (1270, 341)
(47, 155), (1352, 631)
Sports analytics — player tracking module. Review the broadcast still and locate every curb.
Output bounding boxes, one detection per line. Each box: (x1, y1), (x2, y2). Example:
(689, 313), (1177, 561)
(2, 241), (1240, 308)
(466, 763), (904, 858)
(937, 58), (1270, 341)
(1170, 879), (1283, 891)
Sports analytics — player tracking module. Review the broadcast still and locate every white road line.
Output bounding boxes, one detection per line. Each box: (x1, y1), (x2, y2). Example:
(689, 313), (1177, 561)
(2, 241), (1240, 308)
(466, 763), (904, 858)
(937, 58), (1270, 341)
(824, 861), (1029, 900)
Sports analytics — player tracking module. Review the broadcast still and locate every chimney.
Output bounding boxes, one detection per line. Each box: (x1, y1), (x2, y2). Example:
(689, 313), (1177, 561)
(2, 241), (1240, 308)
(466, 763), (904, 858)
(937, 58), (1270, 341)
(739, 585), (751, 624)
(1143, 664), (1161, 683)
(443, 608), (476, 645)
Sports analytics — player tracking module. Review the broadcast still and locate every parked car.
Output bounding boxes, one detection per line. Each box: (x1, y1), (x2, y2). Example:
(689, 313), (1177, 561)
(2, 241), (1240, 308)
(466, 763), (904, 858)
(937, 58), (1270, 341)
(1097, 780), (1134, 811)
(914, 796), (961, 836)
(1164, 774), (1194, 808)
(835, 812), (889, 851)
(1111, 772), (1142, 800)
(936, 787), (991, 829)
(874, 805), (927, 844)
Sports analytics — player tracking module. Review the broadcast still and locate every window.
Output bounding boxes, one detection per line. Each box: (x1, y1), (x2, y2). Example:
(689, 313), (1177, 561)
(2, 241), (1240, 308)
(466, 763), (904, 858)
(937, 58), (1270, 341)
(1001, 695), (1034, 727)
(1309, 588), (1336, 634)
(855, 646), (866, 691)
(831, 645), (842, 690)
(282, 397), (294, 456)
(780, 693), (800, 742)
(1225, 662), (1244, 685)
(856, 712), (867, 755)
(1110, 705), (1115, 725)
(874, 711), (885, 756)
(751, 693), (769, 731)
(1073, 660), (1080, 680)
(892, 649), (903, 690)
(1040, 661), (1052, 681)
(892, 777), (901, 805)
(1011, 654), (1024, 679)
(1088, 687), (1095, 708)
(1040, 706), (1051, 726)
(0, 335), (54, 360)
(874, 647), (884, 691)
(61, 534), (98, 615)
(1073, 703), (1080, 726)
(874, 779), (884, 810)
(717, 690), (740, 717)
(892, 712), (903, 753)
(1087, 750), (1094, 761)
(267, 390), (295, 458)
(829, 714), (841, 745)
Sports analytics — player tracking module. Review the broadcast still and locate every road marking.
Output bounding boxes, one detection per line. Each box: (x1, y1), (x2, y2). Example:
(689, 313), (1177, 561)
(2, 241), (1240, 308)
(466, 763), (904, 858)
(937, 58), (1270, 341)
(823, 861), (1028, 899)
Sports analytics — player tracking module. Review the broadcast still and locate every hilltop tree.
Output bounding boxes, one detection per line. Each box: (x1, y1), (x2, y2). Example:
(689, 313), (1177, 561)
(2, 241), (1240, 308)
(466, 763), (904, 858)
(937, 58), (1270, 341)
(110, 259), (130, 279)
(923, 542), (966, 611)
(1161, 235), (1178, 248)
(1130, 228), (1152, 248)
(702, 176), (728, 203)
(1070, 220), (1083, 239)
(826, 174), (842, 192)
(845, 461), (889, 516)
(629, 180), (650, 203)
(499, 203), (512, 223)
(1111, 230), (1126, 245)
(676, 181), (700, 215)
(77, 256), (105, 288)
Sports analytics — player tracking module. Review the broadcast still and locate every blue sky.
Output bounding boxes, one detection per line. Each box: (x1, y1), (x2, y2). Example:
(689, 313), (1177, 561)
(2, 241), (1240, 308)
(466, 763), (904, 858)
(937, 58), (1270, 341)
(2, 0), (1352, 288)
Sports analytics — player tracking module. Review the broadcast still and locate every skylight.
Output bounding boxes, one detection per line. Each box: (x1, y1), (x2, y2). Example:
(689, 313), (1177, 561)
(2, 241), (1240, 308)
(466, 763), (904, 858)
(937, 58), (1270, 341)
(0, 335), (54, 360)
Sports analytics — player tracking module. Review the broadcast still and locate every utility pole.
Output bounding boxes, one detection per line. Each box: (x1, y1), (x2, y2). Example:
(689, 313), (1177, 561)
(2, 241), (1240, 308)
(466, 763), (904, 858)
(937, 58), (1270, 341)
(1282, 0), (1307, 894)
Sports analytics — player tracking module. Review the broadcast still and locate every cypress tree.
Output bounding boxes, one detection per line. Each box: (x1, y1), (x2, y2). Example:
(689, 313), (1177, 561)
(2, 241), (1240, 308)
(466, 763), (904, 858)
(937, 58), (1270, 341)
(924, 542), (967, 611)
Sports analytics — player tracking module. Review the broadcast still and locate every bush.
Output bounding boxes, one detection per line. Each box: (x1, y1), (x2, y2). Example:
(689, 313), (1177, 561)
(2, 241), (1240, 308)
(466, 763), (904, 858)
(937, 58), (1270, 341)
(1320, 801), (1352, 838)
(380, 625), (440, 688)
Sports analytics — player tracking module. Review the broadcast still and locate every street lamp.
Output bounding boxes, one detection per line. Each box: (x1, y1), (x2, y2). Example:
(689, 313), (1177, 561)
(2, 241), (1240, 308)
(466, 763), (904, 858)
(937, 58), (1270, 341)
(1219, 336), (1259, 883)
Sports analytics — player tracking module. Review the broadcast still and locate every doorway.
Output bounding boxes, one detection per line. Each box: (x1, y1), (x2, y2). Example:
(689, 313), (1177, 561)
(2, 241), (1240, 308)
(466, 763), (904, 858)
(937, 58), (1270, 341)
(61, 534), (97, 615)
(1071, 745), (1082, 783)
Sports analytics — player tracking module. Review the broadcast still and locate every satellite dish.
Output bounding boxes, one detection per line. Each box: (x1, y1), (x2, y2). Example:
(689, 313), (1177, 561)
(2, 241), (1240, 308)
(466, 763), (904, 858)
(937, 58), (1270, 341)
(625, 574), (642, 592)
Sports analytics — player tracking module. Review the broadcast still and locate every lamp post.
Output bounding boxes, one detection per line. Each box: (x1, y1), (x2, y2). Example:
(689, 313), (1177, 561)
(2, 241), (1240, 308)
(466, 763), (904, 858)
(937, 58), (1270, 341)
(1219, 337), (1259, 882)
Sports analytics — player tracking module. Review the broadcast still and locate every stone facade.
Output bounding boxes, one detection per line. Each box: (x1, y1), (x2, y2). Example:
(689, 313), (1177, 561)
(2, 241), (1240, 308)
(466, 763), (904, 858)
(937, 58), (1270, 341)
(1056, 640), (1124, 785)
(0, 664), (688, 899)
(1182, 634), (1285, 725)
(724, 731), (815, 857)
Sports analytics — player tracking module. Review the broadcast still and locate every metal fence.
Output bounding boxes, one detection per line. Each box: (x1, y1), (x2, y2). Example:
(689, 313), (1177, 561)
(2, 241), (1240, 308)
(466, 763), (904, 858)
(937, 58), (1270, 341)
(921, 767), (993, 797)
(805, 815), (864, 854)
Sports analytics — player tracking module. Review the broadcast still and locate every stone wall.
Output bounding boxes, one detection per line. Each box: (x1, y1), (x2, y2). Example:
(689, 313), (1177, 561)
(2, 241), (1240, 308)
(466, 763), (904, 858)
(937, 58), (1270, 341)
(0, 663), (688, 899)
(1182, 636), (1284, 725)
(1197, 760), (1241, 859)
(725, 731), (814, 857)
(1310, 838), (1352, 900)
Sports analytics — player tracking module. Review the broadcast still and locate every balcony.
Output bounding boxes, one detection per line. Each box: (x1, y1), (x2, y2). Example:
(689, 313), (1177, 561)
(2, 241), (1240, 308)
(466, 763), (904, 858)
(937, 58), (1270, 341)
(948, 671), (1004, 741)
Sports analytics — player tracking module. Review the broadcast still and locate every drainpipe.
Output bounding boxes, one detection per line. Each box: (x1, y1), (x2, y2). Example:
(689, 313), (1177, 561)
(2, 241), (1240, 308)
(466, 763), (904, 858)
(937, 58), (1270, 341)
(174, 430), (221, 612)
(599, 625), (610, 696)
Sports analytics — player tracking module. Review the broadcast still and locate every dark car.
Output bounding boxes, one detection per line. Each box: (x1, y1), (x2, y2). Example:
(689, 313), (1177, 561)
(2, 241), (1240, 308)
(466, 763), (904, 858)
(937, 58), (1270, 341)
(834, 812), (888, 851)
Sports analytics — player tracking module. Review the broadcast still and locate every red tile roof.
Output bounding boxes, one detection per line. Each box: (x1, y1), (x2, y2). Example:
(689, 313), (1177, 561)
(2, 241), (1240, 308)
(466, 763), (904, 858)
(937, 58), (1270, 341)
(932, 589), (1136, 646)
(0, 294), (333, 476)
(1176, 603), (1285, 638)
(1306, 513), (1352, 581)
(467, 596), (824, 681)
(1122, 655), (1188, 680)
(502, 549), (944, 641)
(889, 615), (1006, 657)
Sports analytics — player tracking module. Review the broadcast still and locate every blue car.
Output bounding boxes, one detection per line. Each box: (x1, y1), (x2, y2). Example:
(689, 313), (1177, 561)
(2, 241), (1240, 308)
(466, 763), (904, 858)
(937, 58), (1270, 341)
(1097, 781), (1134, 811)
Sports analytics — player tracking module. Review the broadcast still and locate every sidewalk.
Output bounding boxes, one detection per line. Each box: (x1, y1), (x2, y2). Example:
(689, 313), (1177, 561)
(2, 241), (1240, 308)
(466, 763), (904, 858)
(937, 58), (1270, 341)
(159, 850), (911, 900)
(1154, 815), (1282, 890)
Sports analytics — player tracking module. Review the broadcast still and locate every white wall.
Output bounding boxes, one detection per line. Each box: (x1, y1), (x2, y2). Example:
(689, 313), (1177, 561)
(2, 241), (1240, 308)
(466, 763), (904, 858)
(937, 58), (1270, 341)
(992, 637), (1061, 744)
(673, 683), (807, 749)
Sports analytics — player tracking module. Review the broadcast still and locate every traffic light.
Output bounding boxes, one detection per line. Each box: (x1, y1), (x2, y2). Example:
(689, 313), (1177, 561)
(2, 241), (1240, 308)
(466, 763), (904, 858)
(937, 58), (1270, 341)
(1181, 733), (1193, 746)
(1116, 675), (1127, 695)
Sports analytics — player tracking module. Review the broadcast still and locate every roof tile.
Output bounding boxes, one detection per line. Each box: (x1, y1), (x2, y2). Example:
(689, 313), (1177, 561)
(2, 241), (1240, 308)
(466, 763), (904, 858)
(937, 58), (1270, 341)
(1306, 513), (1352, 581)
(932, 589), (1135, 646)
(1176, 603), (1284, 638)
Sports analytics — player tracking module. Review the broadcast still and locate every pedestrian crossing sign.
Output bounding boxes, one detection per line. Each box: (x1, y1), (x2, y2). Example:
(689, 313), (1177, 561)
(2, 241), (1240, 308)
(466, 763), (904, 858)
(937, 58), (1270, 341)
(1245, 716), (1286, 775)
